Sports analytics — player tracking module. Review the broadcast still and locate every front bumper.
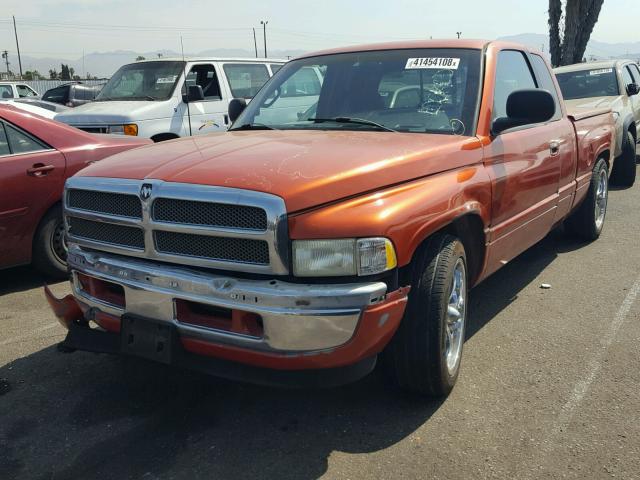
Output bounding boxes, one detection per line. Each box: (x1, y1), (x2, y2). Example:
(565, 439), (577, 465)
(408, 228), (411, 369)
(54, 245), (409, 375)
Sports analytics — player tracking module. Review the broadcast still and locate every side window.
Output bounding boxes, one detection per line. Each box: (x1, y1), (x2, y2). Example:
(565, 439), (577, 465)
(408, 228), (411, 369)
(5, 124), (47, 154)
(184, 64), (221, 100)
(624, 65), (637, 83)
(270, 64), (283, 74)
(223, 64), (270, 98)
(17, 85), (37, 97)
(493, 50), (536, 120)
(280, 67), (322, 98)
(43, 86), (69, 104)
(530, 54), (561, 121)
(0, 85), (14, 99)
(621, 66), (634, 88)
(0, 124), (10, 156)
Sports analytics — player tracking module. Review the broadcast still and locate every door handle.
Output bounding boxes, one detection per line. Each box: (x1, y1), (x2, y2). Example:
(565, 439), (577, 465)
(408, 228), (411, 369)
(549, 140), (560, 156)
(224, 114), (229, 126)
(27, 163), (55, 177)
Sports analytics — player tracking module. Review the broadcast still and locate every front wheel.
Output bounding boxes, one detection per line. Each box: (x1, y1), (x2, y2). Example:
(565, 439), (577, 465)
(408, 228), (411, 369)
(381, 233), (468, 397)
(565, 158), (609, 241)
(610, 131), (636, 187)
(32, 205), (68, 278)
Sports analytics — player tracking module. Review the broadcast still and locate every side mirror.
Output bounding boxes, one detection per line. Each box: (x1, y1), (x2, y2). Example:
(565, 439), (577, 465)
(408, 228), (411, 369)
(627, 83), (639, 96)
(492, 89), (556, 135)
(228, 98), (247, 123)
(182, 85), (205, 103)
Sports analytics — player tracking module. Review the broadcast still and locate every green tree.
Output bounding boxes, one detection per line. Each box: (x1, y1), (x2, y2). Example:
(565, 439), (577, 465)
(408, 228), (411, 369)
(49, 69), (58, 79)
(24, 70), (42, 80)
(135, 55), (146, 61)
(60, 64), (71, 80)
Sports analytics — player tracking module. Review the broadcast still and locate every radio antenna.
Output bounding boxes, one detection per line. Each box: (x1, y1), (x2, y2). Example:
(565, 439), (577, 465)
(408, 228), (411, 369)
(181, 35), (192, 136)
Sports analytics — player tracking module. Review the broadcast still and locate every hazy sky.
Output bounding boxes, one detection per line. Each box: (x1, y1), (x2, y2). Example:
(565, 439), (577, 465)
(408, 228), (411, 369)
(0, 0), (638, 59)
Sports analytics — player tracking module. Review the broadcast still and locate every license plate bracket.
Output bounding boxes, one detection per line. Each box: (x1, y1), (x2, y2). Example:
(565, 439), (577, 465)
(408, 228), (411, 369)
(120, 315), (175, 364)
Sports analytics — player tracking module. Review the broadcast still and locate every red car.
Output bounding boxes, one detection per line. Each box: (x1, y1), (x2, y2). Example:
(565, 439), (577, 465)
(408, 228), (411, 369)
(0, 105), (151, 276)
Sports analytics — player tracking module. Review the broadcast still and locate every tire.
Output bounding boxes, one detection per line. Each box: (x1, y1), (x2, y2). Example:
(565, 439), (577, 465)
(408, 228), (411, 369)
(610, 131), (636, 187)
(565, 157), (609, 241)
(381, 233), (468, 397)
(32, 204), (68, 278)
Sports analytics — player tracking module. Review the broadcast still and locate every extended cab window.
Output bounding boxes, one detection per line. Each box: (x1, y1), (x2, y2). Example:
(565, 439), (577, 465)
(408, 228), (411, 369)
(235, 48), (482, 135)
(270, 64), (283, 74)
(0, 124), (10, 155)
(530, 54), (561, 121)
(556, 68), (619, 99)
(184, 64), (221, 100)
(223, 64), (270, 98)
(493, 50), (536, 120)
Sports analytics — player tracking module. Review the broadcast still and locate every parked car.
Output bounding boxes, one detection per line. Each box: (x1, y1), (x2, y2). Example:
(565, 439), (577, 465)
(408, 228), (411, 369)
(0, 105), (152, 277)
(5, 98), (70, 119)
(0, 82), (39, 99)
(47, 40), (615, 397)
(53, 58), (285, 141)
(42, 82), (102, 108)
(555, 60), (640, 186)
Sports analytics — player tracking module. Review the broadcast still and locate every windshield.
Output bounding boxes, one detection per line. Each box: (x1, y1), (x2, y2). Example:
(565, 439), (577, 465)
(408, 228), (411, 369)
(95, 61), (185, 101)
(231, 48), (482, 135)
(556, 68), (620, 100)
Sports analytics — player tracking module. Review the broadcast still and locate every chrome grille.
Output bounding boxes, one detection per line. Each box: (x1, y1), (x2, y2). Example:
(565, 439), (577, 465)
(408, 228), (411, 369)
(153, 198), (267, 230)
(155, 231), (269, 264)
(67, 217), (145, 249)
(64, 177), (290, 275)
(68, 189), (142, 218)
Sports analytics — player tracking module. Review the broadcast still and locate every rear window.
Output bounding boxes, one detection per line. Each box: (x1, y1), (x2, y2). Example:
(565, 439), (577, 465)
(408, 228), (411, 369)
(555, 68), (619, 100)
(223, 64), (270, 98)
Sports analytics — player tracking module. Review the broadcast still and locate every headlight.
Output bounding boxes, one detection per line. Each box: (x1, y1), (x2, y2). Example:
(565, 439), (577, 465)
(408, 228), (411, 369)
(292, 238), (397, 277)
(107, 124), (138, 136)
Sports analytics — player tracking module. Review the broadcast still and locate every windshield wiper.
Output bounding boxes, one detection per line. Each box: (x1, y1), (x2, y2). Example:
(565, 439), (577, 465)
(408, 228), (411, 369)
(230, 123), (277, 131)
(308, 117), (396, 132)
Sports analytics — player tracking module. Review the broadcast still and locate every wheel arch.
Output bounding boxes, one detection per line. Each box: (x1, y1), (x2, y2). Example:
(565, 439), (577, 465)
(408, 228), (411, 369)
(403, 212), (487, 288)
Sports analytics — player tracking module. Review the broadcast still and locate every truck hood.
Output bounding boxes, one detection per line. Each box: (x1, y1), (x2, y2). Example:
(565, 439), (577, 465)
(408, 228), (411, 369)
(76, 130), (481, 212)
(54, 100), (168, 124)
(564, 95), (624, 113)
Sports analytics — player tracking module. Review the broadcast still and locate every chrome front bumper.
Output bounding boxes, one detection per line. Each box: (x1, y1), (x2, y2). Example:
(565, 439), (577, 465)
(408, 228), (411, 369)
(67, 245), (388, 352)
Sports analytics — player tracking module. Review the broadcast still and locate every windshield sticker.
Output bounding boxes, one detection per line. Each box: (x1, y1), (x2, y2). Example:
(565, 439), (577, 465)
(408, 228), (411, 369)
(405, 58), (460, 70)
(156, 75), (177, 84)
(589, 68), (613, 75)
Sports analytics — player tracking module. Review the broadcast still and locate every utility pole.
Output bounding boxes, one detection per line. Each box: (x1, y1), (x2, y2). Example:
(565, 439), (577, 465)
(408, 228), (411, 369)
(13, 16), (22, 78)
(253, 28), (258, 58)
(2, 51), (10, 75)
(260, 20), (268, 58)
(456, 31), (462, 39)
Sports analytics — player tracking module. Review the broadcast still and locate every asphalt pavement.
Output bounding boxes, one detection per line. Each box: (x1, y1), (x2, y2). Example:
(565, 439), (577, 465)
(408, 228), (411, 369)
(1, 162), (639, 480)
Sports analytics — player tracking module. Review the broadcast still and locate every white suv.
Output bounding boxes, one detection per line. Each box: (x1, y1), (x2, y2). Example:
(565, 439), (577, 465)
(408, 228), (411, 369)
(54, 58), (284, 141)
(555, 60), (640, 186)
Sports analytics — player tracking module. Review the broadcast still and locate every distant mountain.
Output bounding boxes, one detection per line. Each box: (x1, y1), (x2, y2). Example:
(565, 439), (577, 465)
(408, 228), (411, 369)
(5, 48), (306, 79)
(498, 33), (640, 61)
(4, 35), (639, 79)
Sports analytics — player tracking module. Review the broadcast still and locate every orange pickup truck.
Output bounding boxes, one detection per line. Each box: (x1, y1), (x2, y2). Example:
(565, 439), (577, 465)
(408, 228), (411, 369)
(47, 40), (615, 397)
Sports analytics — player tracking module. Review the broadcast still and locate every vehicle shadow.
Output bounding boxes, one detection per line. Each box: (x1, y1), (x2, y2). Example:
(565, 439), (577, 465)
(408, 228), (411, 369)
(0, 266), (64, 296)
(0, 229), (587, 480)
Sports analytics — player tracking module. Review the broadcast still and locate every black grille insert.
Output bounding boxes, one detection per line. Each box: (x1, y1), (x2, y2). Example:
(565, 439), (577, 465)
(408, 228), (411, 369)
(154, 231), (269, 265)
(68, 217), (145, 249)
(68, 190), (142, 218)
(153, 198), (267, 230)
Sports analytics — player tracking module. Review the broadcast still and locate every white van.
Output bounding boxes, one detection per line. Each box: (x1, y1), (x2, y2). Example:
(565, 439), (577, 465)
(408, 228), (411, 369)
(54, 58), (285, 141)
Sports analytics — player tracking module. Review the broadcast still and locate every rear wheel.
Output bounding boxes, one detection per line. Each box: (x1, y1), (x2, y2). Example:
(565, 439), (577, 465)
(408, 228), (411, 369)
(381, 233), (468, 397)
(610, 131), (636, 187)
(565, 158), (608, 241)
(32, 205), (68, 278)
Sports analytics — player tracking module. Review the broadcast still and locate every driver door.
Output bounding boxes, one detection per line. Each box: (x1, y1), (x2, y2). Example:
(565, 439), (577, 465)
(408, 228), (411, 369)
(179, 63), (228, 135)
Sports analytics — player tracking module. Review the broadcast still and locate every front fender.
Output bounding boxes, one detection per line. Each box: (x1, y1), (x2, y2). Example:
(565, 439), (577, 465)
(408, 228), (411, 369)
(288, 166), (492, 268)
